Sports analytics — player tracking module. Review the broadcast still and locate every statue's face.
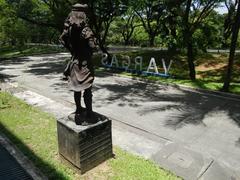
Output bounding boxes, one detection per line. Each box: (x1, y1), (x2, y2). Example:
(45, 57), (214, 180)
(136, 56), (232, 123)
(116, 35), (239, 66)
(69, 11), (87, 27)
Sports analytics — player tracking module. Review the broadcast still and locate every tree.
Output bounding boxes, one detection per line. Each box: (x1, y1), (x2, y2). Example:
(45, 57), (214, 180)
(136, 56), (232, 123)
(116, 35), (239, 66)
(182, 0), (223, 80)
(0, 0), (61, 45)
(7, 0), (60, 30)
(160, 0), (186, 52)
(113, 7), (141, 45)
(222, 0), (240, 91)
(223, 0), (239, 48)
(131, 25), (149, 46)
(133, 0), (168, 46)
(0, 0), (29, 45)
(88, 0), (128, 55)
(193, 11), (224, 51)
(5, 0), (128, 55)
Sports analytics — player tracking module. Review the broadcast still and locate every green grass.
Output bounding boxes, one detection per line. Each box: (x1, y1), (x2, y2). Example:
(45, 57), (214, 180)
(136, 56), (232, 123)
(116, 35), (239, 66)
(0, 45), (65, 59)
(0, 92), (181, 180)
(117, 71), (233, 92)
(109, 148), (179, 180)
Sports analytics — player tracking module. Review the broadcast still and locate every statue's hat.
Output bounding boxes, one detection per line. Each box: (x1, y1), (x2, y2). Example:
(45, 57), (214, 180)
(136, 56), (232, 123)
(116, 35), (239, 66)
(72, 3), (88, 11)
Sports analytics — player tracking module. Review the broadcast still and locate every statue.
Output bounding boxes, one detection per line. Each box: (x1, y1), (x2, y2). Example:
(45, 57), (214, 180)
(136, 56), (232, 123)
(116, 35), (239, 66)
(59, 3), (98, 125)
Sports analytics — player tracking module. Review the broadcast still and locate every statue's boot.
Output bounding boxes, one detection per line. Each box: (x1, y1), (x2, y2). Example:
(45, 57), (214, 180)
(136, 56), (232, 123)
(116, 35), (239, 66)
(84, 88), (98, 124)
(74, 91), (85, 114)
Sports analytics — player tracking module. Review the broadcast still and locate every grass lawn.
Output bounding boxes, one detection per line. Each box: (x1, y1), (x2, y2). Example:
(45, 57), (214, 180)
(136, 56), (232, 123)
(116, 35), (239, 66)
(0, 45), (65, 59)
(0, 92), (181, 180)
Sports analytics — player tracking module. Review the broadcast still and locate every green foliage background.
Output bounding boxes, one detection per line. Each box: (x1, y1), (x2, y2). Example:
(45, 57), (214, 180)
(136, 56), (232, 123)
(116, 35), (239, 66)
(0, 0), (238, 49)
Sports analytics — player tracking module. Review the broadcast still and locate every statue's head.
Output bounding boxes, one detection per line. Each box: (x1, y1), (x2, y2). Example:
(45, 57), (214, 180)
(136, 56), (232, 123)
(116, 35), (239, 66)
(68, 3), (89, 27)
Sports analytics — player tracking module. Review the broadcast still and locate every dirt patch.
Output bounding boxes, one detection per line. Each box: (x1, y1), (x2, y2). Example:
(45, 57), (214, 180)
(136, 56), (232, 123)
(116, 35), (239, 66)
(82, 161), (112, 180)
(196, 63), (227, 72)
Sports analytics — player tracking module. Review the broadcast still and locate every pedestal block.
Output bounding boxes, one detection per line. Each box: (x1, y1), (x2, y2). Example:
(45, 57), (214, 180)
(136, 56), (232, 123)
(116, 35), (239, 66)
(57, 114), (113, 174)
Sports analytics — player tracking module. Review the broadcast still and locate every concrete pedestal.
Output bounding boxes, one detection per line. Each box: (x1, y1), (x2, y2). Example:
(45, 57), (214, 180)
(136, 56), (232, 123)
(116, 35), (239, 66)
(57, 113), (113, 174)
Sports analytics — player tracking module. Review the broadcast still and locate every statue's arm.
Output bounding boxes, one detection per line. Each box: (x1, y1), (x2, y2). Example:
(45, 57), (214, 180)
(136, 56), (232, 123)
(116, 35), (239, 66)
(59, 21), (73, 54)
(82, 26), (98, 52)
(88, 37), (98, 52)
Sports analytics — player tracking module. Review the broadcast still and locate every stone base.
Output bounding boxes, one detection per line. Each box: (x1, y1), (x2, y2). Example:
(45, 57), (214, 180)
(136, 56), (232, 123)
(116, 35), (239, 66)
(67, 109), (105, 126)
(57, 113), (113, 174)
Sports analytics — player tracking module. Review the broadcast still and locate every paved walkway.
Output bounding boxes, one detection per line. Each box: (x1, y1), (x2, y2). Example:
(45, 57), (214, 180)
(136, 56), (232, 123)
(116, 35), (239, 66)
(1, 53), (240, 180)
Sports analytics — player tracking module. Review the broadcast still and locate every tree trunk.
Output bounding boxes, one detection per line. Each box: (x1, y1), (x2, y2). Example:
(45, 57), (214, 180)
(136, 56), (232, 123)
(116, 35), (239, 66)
(184, 0), (196, 80)
(187, 37), (196, 80)
(169, 25), (177, 54)
(149, 35), (155, 47)
(124, 40), (130, 46)
(222, 2), (240, 92)
(11, 39), (16, 46)
(123, 34), (130, 46)
(168, 45), (177, 54)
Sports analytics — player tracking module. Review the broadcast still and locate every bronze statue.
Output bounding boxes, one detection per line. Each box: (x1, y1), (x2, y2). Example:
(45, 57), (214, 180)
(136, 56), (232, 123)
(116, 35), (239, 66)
(59, 3), (97, 125)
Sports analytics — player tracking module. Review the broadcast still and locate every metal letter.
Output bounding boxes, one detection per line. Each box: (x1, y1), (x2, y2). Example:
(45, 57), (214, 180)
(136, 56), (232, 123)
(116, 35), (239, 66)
(147, 58), (159, 73)
(135, 56), (143, 71)
(111, 55), (119, 67)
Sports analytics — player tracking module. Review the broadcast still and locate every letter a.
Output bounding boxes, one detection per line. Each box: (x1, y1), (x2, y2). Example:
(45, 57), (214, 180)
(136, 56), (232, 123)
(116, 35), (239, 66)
(147, 58), (159, 73)
(111, 55), (119, 67)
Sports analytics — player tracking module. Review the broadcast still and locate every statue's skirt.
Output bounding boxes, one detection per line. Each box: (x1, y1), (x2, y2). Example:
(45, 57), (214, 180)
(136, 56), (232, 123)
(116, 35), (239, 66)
(68, 59), (94, 92)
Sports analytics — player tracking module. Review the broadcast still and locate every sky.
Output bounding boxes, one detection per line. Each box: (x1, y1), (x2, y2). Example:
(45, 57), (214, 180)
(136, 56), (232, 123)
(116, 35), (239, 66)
(215, 3), (228, 14)
(216, 7), (228, 14)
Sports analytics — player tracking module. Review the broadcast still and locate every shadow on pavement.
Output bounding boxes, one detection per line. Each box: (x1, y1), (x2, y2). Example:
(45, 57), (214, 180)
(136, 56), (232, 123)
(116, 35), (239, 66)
(0, 57), (33, 66)
(24, 61), (66, 75)
(0, 54), (69, 77)
(94, 74), (240, 130)
(0, 73), (17, 81)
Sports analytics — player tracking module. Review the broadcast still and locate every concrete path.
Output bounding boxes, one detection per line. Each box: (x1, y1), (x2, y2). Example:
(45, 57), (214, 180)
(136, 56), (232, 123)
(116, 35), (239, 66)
(0, 53), (240, 180)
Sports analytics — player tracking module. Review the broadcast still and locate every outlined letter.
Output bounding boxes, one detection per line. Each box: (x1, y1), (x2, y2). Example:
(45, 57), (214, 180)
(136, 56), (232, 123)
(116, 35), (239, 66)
(111, 55), (119, 67)
(134, 56), (143, 71)
(161, 59), (173, 75)
(101, 53), (108, 66)
(122, 56), (131, 70)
